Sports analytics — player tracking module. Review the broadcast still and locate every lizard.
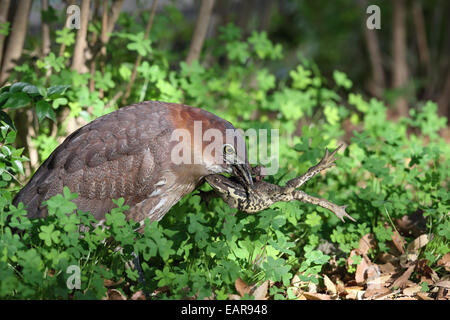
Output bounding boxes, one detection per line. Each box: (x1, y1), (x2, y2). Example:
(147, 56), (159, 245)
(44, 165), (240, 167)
(203, 144), (355, 222)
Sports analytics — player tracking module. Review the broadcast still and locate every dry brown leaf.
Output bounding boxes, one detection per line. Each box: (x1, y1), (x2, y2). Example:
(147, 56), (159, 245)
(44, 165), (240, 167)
(390, 264), (415, 289)
(437, 287), (446, 300)
(355, 254), (372, 285)
(106, 289), (126, 300)
(235, 278), (251, 297)
(359, 234), (377, 255)
(297, 292), (308, 300)
(379, 262), (397, 274)
(437, 253), (450, 272)
(104, 278), (124, 287)
(378, 253), (397, 264)
(252, 281), (269, 300)
(396, 296), (417, 300)
(416, 259), (439, 282)
(336, 279), (346, 296)
(302, 292), (332, 300)
(367, 272), (393, 290)
(347, 249), (360, 265)
(228, 294), (241, 300)
(364, 287), (391, 299)
(416, 292), (433, 300)
(391, 229), (406, 255)
(151, 286), (170, 297)
(323, 274), (337, 295)
(130, 290), (146, 300)
(407, 234), (429, 253)
(434, 280), (450, 289)
(402, 284), (421, 296)
(395, 211), (427, 237)
(308, 282), (318, 293)
(345, 286), (365, 300)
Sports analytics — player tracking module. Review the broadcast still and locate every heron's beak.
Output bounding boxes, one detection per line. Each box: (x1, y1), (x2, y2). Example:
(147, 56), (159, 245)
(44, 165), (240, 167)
(232, 163), (253, 188)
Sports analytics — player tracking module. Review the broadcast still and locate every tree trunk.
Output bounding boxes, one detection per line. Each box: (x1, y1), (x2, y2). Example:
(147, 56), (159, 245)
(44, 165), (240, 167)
(186, 0), (215, 66)
(107, 0), (124, 35)
(0, 0), (11, 68)
(0, 0), (32, 84)
(122, 0), (158, 104)
(358, 0), (385, 98)
(41, 0), (50, 57)
(437, 71), (450, 118)
(412, 1), (430, 69)
(392, 0), (409, 117)
(71, 0), (90, 73)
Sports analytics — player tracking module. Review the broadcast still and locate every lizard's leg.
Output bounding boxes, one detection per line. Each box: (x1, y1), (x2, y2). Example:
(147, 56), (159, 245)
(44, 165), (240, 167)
(292, 190), (355, 222)
(195, 190), (218, 207)
(284, 144), (343, 193)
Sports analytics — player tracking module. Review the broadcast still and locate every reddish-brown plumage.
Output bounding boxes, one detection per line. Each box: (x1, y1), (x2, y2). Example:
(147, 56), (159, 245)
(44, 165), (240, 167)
(13, 101), (252, 227)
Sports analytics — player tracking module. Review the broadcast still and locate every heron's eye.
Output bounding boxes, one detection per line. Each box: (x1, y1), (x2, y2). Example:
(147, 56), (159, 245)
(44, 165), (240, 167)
(223, 144), (235, 154)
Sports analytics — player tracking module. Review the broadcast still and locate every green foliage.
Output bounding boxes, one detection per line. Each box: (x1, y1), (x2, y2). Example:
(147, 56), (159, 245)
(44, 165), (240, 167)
(0, 9), (448, 299)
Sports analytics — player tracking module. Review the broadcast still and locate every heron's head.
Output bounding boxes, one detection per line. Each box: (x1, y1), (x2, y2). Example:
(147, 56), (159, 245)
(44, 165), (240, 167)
(220, 142), (253, 188)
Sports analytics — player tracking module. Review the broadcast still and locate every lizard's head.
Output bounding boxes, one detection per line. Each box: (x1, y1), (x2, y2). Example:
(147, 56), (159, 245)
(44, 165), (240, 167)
(205, 174), (245, 195)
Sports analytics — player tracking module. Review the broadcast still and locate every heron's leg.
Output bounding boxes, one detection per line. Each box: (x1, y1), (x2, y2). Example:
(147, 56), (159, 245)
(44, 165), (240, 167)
(131, 252), (151, 297)
(292, 190), (355, 222)
(284, 144), (343, 193)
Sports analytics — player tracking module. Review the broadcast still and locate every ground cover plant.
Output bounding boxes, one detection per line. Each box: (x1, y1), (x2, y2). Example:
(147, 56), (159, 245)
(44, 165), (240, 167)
(0, 1), (448, 300)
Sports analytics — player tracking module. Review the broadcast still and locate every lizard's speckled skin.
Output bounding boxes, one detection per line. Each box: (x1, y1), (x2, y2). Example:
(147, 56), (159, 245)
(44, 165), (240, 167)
(205, 145), (355, 222)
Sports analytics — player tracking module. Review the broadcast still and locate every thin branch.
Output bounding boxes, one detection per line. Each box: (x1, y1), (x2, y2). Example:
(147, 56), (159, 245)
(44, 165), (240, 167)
(0, 0), (32, 84)
(71, 0), (91, 73)
(391, 0), (409, 117)
(107, 0), (124, 35)
(186, 0), (215, 66)
(0, 0), (11, 68)
(41, 0), (51, 57)
(412, 0), (430, 69)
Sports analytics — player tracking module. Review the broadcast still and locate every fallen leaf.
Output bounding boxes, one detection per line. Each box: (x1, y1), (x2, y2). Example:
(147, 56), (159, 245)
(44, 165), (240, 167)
(434, 280), (450, 289)
(416, 292), (433, 300)
(297, 292), (307, 300)
(402, 284), (421, 296)
(347, 249), (360, 265)
(355, 254), (372, 285)
(308, 282), (318, 293)
(345, 286), (365, 300)
(379, 262), (397, 274)
(131, 290), (146, 300)
(391, 229), (406, 255)
(378, 253), (397, 264)
(407, 234), (429, 253)
(104, 278), (124, 287)
(437, 287), (446, 300)
(323, 274), (337, 295)
(416, 259), (439, 282)
(228, 294), (241, 300)
(367, 273), (393, 290)
(252, 281), (268, 300)
(437, 253), (450, 272)
(406, 252), (418, 262)
(235, 278), (251, 297)
(336, 279), (346, 296)
(396, 296), (417, 300)
(302, 292), (332, 300)
(359, 234), (377, 255)
(106, 289), (126, 300)
(390, 264), (415, 289)
(364, 287), (391, 299)
(395, 211), (427, 237)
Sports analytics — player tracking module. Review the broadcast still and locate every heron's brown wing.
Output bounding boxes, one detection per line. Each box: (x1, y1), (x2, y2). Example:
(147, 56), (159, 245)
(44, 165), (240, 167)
(13, 102), (173, 220)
